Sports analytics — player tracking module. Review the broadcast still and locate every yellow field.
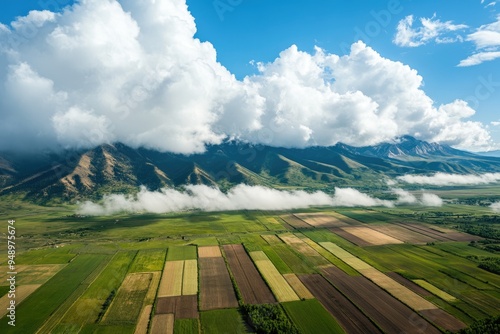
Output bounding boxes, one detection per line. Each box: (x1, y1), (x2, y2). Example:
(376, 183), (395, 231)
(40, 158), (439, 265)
(320, 242), (437, 311)
(250, 251), (299, 302)
(182, 259), (198, 296)
(145, 271), (162, 305)
(134, 305), (152, 334)
(158, 261), (184, 297)
(0, 284), (41, 318)
(150, 313), (174, 334)
(279, 233), (320, 257)
(320, 242), (372, 270)
(283, 273), (314, 299)
(413, 279), (457, 302)
(340, 226), (404, 245)
(198, 246), (222, 258)
(0, 264), (66, 285)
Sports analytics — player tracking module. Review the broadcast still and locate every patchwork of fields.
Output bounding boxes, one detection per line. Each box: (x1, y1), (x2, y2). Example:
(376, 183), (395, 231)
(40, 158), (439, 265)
(0, 204), (499, 333)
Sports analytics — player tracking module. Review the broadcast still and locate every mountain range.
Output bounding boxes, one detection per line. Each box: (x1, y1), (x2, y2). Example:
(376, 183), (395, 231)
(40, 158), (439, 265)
(1, 136), (499, 202)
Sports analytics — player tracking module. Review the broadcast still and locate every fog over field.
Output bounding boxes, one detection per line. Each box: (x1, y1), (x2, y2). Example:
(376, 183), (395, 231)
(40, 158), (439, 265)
(397, 172), (500, 186)
(77, 185), (446, 215)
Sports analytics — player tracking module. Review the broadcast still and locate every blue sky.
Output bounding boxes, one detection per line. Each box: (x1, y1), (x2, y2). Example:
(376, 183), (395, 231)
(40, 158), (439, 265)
(0, 0), (499, 152)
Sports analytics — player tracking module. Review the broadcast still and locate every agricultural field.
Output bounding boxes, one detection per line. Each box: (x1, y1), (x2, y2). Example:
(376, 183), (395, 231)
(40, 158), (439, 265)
(0, 200), (499, 333)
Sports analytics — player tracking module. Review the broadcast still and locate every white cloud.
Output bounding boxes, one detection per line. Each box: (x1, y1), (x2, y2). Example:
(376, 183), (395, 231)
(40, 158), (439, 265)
(491, 201), (500, 212)
(77, 185), (393, 215)
(331, 187), (394, 207)
(394, 14), (467, 47)
(492, 121), (500, 126)
(420, 193), (444, 206)
(397, 172), (500, 186)
(459, 15), (500, 66)
(392, 188), (443, 207)
(0, 0), (495, 153)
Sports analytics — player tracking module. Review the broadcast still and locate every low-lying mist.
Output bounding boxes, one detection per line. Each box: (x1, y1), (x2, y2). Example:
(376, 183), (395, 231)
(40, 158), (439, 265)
(397, 172), (500, 186)
(77, 185), (444, 216)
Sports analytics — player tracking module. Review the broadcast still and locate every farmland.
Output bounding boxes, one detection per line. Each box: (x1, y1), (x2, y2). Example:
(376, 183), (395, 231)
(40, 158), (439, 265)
(0, 198), (499, 333)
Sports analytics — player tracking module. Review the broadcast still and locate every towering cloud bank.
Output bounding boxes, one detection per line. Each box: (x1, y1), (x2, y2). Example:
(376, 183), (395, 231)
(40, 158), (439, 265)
(0, 0), (493, 153)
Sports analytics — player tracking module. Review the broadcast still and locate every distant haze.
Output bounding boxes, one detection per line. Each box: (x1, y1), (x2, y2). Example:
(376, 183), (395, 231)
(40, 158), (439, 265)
(77, 185), (444, 216)
(0, 0), (495, 153)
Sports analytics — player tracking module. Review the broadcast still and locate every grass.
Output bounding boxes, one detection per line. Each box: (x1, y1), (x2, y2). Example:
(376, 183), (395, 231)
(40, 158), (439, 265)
(129, 249), (166, 272)
(60, 251), (137, 325)
(102, 273), (151, 325)
(0, 254), (106, 333)
(167, 246), (197, 261)
(200, 309), (247, 334)
(283, 299), (345, 334)
(174, 319), (199, 334)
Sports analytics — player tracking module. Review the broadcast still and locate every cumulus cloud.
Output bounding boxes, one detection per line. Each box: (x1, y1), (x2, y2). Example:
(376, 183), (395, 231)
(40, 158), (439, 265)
(77, 185), (393, 215)
(491, 201), (500, 212)
(0, 0), (494, 153)
(459, 15), (500, 66)
(392, 188), (443, 206)
(394, 14), (468, 47)
(397, 172), (500, 186)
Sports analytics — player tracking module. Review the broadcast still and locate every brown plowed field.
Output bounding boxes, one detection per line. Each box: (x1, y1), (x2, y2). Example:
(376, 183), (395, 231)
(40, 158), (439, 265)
(294, 213), (349, 228)
(150, 314), (174, 334)
(386, 272), (433, 297)
(423, 225), (482, 242)
(279, 214), (311, 229)
(155, 295), (198, 319)
(420, 308), (467, 332)
(199, 257), (238, 310)
(368, 224), (437, 244)
(222, 244), (275, 304)
(330, 227), (372, 246)
(299, 274), (381, 334)
(322, 266), (441, 334)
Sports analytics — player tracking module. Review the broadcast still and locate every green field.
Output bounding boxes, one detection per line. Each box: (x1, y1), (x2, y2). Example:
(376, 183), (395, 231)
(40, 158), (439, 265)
(174, 318), (199, 334)
(0, 197), (499, 333)
(129, 249), (166, 272)
(166, 245), (197, 261)
(283, 299), (345, 334)
(0, 254), (106, 333)
(200, 309), (247, 334)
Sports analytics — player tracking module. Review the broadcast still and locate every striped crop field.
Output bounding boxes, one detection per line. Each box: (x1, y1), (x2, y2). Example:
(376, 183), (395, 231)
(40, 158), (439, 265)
(320, 242), (438, 311)
(249, 251), (299, 302)
(158, 260), (184, 297)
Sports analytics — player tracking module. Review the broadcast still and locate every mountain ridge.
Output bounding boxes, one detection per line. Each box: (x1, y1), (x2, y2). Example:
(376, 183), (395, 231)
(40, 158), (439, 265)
(1, 137), (499, 202)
